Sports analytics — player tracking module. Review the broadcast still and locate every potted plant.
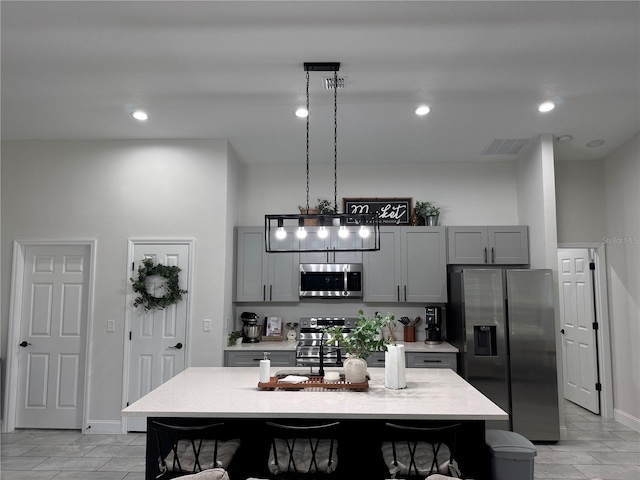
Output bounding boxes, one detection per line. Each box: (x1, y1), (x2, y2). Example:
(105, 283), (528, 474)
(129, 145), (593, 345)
(324, 309), (395, 383)
(227, 330), (244, 347)
(315, 198), (338, 214)
(415, 201), (441, 226)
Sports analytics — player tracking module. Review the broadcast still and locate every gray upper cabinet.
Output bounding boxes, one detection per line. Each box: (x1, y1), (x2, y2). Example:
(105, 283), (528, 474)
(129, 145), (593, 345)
(447, 226), (529, 265)
(364, 226), (447, 303)
(235, 227), (299, 302)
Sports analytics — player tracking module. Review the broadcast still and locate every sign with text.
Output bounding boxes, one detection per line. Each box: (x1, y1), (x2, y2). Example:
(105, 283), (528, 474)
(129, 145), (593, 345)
(343, 198), (412, 225)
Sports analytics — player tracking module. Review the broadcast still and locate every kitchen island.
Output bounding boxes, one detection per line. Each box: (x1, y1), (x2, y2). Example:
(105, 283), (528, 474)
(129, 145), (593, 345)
(123, 367), (507, 479)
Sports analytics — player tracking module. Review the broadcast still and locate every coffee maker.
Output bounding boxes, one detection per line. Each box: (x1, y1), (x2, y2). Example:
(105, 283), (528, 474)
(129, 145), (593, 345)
(424, 306), (443, 344)
(241, 312), (262, 343)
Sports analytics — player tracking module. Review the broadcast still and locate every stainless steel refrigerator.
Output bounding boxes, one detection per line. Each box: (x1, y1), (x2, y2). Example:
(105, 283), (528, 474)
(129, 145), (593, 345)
(447, 267), (560, 441)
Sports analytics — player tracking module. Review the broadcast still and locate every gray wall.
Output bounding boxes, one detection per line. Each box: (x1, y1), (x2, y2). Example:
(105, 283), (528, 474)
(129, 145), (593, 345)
(1, 139), (236, 429)
(603, 133), (640, 422)
(555, 159), (606, 244)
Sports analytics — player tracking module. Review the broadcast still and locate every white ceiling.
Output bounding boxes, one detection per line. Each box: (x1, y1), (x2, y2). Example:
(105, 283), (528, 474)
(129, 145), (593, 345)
(2, 1), (639, 166)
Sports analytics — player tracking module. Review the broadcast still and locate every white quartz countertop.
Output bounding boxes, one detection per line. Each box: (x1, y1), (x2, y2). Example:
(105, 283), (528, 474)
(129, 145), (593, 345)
(225, 340), (458, 353)
(122, 367), (506, 421)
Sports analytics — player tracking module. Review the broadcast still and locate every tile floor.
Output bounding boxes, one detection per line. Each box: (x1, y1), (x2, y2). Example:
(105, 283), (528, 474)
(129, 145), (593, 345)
(533, 401), (640, 480)
(1, 401), (639, 480)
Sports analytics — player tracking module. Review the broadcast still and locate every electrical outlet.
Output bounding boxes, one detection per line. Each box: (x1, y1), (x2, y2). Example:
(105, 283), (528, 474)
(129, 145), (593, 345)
(107, 319), (115, 332)
(203, 319), (212, 332)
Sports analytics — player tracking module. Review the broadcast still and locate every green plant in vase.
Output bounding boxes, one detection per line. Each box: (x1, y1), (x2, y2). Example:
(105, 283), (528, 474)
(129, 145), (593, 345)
(324, 309), (395, 383)
(415, 201), (441, 225)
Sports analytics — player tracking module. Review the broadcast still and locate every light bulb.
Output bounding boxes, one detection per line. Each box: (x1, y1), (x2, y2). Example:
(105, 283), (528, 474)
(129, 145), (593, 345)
(132, 110), (149, 121)
(296, 226), (307, 239)
(538, 101), (555, 113)
(317, 226), (329, 239)
(358, 225), (370, 238)
(275, 227), (287, 240)
(414, 105), (430, 116)
(338, 226), (349, 238)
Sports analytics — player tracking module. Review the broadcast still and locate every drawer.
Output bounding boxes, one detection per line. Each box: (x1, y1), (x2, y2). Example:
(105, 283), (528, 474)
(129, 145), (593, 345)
(406, 352), (457, 369)
(225, 351), (295, 367)
(366, 352), (386, 368)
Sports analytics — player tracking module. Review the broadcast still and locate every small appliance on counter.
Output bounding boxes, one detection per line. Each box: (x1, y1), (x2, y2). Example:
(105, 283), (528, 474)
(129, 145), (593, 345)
(241, 311), (262, 343)
(424, 306), (443, 344)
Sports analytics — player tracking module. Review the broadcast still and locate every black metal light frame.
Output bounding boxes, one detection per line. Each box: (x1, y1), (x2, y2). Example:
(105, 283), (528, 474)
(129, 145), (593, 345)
(264, 62), (381, 253)
(265, 213), (381, 253)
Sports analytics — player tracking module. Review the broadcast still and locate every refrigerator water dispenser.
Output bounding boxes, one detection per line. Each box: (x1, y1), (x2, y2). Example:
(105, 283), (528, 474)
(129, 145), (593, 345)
(474, 325), (497, 356)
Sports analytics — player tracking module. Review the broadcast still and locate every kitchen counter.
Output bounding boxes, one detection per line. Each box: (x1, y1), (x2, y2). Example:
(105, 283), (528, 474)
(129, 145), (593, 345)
(123, 366), (501, 420)
(224, 339), (458, 353)
(124, 367), (504, 479)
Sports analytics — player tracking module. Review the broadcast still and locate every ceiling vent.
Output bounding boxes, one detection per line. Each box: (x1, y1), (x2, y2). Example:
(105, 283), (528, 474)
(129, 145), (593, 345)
(322, 76), (347, 90)
(482, 138), (531, 156)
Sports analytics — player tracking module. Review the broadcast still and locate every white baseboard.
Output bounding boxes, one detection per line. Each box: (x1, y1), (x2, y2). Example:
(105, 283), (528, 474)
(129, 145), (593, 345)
(84, 420), (123, 434)
(614, 408), (640, 433)
(559, 425), (568, 440)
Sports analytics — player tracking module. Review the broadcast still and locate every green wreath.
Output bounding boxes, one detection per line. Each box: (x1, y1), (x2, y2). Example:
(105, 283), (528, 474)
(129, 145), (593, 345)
(130, 258), (188, 312)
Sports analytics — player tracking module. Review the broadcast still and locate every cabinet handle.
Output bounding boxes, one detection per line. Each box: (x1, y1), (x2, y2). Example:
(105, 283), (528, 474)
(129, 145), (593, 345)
(491, 247), (495, 264)
(269, 284), (273, 301)
(404, 285), (407, 302)
(423, 359), (443, 364)
(377, 359), (385, 363)
(397, 285), (400, 302)
(263, 285), (266, 301)
(484, 247), (488, 264)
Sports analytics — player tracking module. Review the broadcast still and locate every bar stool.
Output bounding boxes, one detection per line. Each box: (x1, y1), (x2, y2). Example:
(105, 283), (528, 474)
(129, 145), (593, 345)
(149, 420), (240, 478)
(265, 421), (341, 477)
(381, 422), (462, 479)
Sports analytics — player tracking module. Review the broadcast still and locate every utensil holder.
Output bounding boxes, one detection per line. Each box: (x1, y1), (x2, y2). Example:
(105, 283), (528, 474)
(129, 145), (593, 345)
(403, 326), (416, 342)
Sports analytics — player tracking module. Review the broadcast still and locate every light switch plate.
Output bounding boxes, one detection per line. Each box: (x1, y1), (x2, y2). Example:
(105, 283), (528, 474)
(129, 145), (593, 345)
(203, 319), (212, 332)
(107, 319), (115, 332)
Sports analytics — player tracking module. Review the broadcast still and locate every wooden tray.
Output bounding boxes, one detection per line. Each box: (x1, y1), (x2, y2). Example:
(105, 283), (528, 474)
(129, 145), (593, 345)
(258, 376), (368, 391)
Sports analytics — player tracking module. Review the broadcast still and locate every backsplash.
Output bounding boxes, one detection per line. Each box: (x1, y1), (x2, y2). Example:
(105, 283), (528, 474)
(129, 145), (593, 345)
(231, 302), (446, 342)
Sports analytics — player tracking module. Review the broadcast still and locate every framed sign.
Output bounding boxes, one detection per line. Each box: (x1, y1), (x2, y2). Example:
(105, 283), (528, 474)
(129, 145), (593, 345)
(343, 198), (412, 225)
(263, 316), (283, 342)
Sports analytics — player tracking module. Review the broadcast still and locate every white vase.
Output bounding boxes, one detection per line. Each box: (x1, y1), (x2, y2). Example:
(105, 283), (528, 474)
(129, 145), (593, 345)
(343, 356), (368, 384)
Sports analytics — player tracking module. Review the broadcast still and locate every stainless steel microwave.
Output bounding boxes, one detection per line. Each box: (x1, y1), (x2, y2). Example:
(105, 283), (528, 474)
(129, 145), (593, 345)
(299, 263), (363, 298)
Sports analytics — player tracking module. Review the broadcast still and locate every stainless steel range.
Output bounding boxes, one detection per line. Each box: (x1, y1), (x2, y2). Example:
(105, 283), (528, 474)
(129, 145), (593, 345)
(296, 317), (358, 368)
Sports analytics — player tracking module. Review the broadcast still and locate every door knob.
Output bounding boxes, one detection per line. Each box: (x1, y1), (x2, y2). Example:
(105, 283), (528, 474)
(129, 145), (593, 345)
(561, 329), (565, 335)
(169, 342), (183, 350)
(19, 341), (32, 347)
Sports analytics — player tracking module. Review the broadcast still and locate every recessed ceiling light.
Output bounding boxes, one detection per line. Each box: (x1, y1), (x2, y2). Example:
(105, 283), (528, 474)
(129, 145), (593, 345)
(294, 107), (309, 118)
(538, 102), (555, 113)
(556, 135), (573, 143)
(586, 139), (605, 148)
(132, 110), (149, 121)
(414, 105), (431, 116)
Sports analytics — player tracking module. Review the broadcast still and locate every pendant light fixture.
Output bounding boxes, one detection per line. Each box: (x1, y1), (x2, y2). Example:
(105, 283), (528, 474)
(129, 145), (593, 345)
(265, 62), (380, 253)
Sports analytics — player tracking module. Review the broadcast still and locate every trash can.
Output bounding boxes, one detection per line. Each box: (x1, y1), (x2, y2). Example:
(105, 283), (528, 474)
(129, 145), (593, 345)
(485, 429), (537, 480)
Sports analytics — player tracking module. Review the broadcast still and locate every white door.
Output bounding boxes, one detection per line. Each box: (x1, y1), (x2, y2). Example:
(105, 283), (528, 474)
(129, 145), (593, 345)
(16, 245), (90, 428)
(127, 243), (190, 431)
(558, 248), (600, 413)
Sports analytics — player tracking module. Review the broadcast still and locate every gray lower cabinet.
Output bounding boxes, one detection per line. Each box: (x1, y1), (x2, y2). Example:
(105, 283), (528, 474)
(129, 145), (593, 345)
(406, 352), (457, 370)
(225, 350), (296, 367)
(235, 227), (299, 302)
(364, 226), (447, 303)
(366, 351), (457, 371)
(447, 226), (529, 265)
